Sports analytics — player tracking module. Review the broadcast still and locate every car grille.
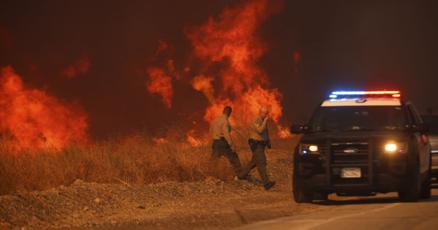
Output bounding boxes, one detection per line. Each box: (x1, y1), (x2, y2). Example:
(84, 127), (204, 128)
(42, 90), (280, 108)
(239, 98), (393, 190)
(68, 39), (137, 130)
(331, 142), (369, 165)
(330, 142), (371, 185)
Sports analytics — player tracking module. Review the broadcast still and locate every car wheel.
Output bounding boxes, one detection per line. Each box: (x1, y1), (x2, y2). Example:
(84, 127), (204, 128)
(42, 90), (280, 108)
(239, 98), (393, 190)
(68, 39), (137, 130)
(420, 155), (432, 199)
(313, 192), (329, 201)
(292, 176), (313, 203)
(398, 158), (421, 202)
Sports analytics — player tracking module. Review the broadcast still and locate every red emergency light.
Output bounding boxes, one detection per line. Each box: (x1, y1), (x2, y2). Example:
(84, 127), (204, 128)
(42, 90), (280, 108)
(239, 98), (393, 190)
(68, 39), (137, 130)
(329, 90), (401, 99)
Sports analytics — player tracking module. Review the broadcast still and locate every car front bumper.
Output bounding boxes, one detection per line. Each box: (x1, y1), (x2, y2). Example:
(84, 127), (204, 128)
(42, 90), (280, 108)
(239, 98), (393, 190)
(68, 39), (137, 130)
(300, 173), (404, 194)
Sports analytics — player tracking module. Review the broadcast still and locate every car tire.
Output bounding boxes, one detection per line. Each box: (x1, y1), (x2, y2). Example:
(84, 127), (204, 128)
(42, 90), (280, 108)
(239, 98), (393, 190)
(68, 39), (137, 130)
(420, 176), (432, 199)
(398, 157), (421, 202)
(420, 155), (432, 199)
(292, 176), (313, 203)
(293, 183), (313, 203)
(313, 192), (329, 201)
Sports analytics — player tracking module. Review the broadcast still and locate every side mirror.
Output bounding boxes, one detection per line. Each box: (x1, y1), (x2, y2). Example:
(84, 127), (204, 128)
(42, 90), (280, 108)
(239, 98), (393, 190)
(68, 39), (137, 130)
(290, 124), (310, 134)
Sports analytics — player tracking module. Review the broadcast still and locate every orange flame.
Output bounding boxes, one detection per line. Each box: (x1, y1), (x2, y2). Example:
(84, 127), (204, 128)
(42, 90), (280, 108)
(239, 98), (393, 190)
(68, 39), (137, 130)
(186, 0), (272, 94)
(152, 137), (168, 145)
(147, 0), (290, 140)
(186, 129), (204, 147)
(0, 66), (88, 151)
(146, 67), (173, 108)
(187, 0), (287, 137)
(191, 75), (215, 103)
(278, 125), (293, 139)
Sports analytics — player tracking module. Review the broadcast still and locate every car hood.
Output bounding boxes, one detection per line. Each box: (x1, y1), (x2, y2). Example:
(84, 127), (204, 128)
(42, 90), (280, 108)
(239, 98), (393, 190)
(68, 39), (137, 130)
(300, 130), (408, 144)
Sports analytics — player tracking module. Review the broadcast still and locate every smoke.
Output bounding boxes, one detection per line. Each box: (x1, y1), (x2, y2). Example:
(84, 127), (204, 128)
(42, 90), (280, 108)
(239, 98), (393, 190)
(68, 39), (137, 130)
(0, 66), (88, 151)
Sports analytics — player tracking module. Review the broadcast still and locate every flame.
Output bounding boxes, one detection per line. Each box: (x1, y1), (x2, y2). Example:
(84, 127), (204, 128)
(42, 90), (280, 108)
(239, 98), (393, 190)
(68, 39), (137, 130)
(186, 0), (273, 94)
(186, 129), (203, 147)
(191, 75), (215, 103)
(0, 66), (88, 151)
(187, 0), (288, 137)
(146, 40), (180, 108)
(62, 56), (91, 79)
(146, 67), (173, 108)
(278, 125), (293, 138)
(145, 0), (290, 139)
(152, 137), (168, 145)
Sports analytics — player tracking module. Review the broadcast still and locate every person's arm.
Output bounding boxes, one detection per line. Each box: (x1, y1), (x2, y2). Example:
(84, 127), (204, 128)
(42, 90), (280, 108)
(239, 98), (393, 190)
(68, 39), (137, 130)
(222, 121), (233, 146)
(254, 117), (268, 134)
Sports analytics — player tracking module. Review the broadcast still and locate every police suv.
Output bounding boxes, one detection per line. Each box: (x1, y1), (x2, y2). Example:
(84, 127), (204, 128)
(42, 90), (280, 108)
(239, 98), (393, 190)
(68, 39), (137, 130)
(291, 91), (432, 202)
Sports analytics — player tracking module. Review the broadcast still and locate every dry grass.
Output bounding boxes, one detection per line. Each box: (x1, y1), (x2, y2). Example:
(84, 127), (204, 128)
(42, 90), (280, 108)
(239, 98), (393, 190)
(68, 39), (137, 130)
(0, 135), (251, 195)
(0, 133), (297, 195)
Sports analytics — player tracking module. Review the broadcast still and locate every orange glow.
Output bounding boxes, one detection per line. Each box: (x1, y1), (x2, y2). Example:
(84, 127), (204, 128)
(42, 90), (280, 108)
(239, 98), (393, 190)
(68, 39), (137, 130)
(146, 67), (173, 108)
(62, 56), (91, 79)
(0, 66), (88, 151)
(191, 75), (215, 103)
(186, 0), (272, 95)
(186, 0), (288, 137)
(144, 0), (290, 139)
(278, 125), (293, 138)
(153, 137), (168, 145)
(186, 130), (204, 147)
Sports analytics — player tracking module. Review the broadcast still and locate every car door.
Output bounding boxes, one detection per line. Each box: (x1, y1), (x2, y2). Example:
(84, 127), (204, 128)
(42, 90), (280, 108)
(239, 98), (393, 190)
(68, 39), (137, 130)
(407, 103), (431, 174)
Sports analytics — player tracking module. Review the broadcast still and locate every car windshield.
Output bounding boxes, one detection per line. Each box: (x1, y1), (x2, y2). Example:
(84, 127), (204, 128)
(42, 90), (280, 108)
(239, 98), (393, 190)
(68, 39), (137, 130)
(422, 115), (438, 135)
(310, 106), (406, 132)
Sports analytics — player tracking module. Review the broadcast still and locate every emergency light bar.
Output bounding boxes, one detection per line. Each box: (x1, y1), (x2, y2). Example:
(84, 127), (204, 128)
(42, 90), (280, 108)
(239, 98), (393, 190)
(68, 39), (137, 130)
(329, 90), (401, 99)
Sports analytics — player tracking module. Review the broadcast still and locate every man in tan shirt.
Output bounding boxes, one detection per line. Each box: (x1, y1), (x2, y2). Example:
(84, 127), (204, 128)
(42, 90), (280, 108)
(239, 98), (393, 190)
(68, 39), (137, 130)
(210, 106), (242, 176)
(239, 107), (275, 190)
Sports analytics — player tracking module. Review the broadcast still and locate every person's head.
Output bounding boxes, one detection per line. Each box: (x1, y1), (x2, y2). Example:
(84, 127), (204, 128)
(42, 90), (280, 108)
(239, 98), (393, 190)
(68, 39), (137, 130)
(223, 106), (232, 118)
(259, 107), (269, 119)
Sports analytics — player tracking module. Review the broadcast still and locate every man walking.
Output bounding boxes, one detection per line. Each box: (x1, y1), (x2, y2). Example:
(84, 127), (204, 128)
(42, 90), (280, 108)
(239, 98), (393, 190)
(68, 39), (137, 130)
(239, 107), (276, 190)
(210, 106), (242, 176)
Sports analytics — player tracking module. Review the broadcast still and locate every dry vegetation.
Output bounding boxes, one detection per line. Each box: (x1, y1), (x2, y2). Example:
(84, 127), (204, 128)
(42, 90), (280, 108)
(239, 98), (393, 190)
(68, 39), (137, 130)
(0, 137), (308, 229)
(0, 134), (292, 195)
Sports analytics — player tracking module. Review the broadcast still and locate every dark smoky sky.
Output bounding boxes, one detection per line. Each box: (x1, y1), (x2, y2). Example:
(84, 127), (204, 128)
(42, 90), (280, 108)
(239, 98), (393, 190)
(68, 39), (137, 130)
(1, 0), (438, 138)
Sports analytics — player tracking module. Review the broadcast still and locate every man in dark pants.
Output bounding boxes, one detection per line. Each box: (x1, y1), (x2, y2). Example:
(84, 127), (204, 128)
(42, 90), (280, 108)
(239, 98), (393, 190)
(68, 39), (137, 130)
(239, 107), (276, 190)
(210, 106), (242, 176)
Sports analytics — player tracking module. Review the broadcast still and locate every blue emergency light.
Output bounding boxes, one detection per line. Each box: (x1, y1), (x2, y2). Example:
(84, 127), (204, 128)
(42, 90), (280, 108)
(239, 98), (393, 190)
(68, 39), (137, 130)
(329, 90), (401, 99)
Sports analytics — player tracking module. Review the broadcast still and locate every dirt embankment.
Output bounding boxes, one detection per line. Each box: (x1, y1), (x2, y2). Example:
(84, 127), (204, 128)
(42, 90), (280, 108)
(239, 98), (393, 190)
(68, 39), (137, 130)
(0, 145), (326, 230)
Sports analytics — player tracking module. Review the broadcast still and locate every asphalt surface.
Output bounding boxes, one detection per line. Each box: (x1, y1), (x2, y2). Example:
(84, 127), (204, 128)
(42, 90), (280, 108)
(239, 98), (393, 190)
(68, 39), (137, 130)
(237, 189), (438, 230)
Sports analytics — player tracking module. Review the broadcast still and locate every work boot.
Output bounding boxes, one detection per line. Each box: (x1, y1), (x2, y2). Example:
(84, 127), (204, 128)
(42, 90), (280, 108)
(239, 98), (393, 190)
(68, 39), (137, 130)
(264, 181), (276, 190)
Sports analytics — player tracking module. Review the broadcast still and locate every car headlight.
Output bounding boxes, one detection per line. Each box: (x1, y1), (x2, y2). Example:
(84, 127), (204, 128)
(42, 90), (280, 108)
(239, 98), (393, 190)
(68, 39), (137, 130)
(299, 144), (319, 155)
(383, 142), (406, 155)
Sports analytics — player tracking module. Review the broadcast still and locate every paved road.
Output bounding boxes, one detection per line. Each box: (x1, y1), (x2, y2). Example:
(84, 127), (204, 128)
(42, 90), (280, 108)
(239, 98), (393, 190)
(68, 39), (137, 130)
(236, 190), (438, 230)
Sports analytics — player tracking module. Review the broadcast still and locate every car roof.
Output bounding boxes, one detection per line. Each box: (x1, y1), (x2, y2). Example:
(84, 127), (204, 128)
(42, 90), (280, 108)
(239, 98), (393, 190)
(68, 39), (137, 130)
(321, 98), (401, 107)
